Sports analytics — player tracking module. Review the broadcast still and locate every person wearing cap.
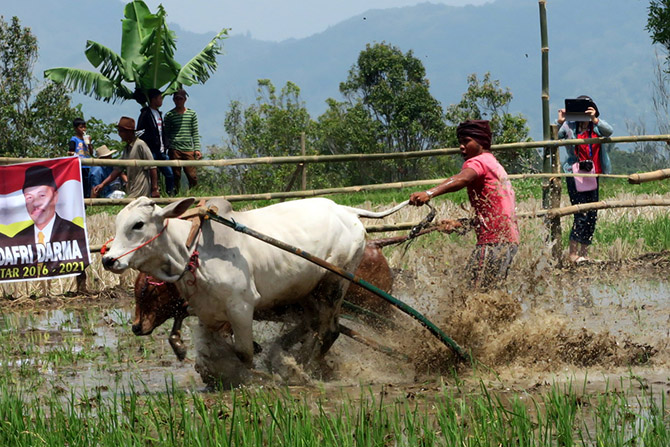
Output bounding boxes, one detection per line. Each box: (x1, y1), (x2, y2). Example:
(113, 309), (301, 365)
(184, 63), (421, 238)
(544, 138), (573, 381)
(556, 95), (613, 263)
(409, 120), (519, 289)
(89, 145), (127, 199)
(164, 88), (201, 192)
(92, 117), (159, 199)
(136, 88), (175, 196)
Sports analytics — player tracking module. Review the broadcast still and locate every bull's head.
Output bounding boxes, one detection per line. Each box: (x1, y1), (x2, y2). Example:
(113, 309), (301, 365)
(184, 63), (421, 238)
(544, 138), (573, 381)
(132, 272), (188, 335)
(101, 197), (195, 274)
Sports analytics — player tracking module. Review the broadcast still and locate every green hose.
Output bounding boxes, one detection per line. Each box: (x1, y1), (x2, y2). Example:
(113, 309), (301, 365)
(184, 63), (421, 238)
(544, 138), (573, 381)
(206, 210), (471, 363)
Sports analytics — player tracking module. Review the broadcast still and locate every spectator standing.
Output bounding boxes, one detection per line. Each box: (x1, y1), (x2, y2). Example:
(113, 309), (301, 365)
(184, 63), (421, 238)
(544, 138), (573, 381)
(556, 95), (613, 263)
(92, 117), (159, 199)
(409, 120), (519, 290)
(68, 117), (93, 198)
(164, 88), (201, 193)
(136, 89), (175, 195)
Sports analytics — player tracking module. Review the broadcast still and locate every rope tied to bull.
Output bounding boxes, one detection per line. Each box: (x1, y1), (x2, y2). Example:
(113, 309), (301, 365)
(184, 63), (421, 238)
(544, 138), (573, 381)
(100, 220), (170, 262)
(146, 276), (165, 287)
(185, 250), (200, 286)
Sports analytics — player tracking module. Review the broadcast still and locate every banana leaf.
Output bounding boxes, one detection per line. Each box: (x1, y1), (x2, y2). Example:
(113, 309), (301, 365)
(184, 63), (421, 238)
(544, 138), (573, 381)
(120, 0), (157, 67)
(137, 15), (179, 89)
(85, 40), (132, 84)
(44, 67), (133, 102)
(167, 28), (228, 92)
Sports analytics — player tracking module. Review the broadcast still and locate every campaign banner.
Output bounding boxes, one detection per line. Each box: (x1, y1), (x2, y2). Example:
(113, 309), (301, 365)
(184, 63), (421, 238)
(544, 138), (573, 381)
(0, 157), (91, 282)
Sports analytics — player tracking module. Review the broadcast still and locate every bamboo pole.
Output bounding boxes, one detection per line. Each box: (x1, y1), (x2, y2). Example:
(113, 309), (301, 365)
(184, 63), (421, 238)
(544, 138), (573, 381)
(542, 198), (670, 218)
(81, 172), (632, 207)
(628, 168), (670, 184)
(88, 196), (670, 253)
(539, 0), (551, 208)
(549, 123), (562, 263)
(4, 134), (670, 168)
(300, 132), (307, 190)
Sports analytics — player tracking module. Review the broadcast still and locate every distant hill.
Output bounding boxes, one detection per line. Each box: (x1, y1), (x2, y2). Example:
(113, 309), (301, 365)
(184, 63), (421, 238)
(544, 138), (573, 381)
(1, 0), (660, 147)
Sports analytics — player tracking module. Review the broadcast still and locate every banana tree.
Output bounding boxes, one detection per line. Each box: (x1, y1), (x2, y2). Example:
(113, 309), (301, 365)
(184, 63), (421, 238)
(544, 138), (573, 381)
(44, 0), (227, 106)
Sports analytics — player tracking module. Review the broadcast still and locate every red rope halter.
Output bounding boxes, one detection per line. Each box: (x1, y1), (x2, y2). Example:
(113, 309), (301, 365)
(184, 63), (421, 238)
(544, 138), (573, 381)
(101, 220), (170, 262)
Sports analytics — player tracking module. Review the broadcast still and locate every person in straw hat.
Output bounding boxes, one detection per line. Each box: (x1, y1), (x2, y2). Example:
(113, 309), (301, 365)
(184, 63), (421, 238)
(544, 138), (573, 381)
(92, 116), (159, 199)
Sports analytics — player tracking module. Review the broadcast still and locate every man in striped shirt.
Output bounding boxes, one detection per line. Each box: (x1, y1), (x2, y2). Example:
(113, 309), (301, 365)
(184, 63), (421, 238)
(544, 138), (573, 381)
(164, 88), (201, 192)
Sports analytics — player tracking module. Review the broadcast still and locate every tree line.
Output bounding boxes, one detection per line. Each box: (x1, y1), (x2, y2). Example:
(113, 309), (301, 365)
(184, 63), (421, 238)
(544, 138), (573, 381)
(4, 0), (670, 196)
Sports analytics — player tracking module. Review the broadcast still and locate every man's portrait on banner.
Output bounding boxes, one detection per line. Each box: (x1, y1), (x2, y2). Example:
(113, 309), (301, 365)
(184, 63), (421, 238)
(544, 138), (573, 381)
(0, 158), (90, 282)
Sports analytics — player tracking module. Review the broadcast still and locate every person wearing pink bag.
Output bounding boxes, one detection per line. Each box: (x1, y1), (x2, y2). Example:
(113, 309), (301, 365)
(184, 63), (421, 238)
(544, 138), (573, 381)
(556, 95), (613, 264)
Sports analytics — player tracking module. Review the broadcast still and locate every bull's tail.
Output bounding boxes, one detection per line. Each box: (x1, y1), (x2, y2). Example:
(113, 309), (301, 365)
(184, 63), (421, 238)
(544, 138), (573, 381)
(367, 218), (471, 249)
(342, 200), (410, 219)
(367, 225), (438, 249)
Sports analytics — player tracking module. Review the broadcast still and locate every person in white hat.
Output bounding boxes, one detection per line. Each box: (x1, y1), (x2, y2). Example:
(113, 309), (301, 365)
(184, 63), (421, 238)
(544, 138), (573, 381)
(89, 145), (127, 198)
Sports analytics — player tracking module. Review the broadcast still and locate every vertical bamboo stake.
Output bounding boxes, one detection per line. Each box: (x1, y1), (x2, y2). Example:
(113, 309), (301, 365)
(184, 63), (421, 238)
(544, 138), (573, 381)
(550, 124), (562, 264)
(539, 0), (551, 205)
(300, 132), (307, 190)
(539, 0), (561, 262)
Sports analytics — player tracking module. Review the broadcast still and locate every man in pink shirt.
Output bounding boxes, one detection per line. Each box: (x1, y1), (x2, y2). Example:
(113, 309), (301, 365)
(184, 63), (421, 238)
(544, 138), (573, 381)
(409, 120), (519, 289)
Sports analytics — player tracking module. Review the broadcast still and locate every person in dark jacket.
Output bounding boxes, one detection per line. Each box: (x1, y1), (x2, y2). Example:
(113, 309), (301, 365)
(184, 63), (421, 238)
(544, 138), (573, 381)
(136, 89), (175, 196)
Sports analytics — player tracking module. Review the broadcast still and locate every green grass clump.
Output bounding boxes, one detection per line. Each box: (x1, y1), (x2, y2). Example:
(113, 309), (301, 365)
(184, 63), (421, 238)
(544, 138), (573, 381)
(0, 377), (666, 446)
(560, 214), (670, 252)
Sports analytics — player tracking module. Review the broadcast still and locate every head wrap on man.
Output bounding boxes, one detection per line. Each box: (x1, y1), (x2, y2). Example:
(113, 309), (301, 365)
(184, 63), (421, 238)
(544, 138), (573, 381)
(456, 120), (492, 150)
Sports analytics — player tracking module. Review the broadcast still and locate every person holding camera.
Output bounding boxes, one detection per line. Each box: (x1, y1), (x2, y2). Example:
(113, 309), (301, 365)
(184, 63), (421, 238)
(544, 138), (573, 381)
(557, 95), (613, 264)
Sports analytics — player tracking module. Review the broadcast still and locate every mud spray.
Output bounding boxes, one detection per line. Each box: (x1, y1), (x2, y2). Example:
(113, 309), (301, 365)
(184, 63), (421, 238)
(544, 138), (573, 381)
(311, 199), (669, 389)
(3, 196), (666, 391)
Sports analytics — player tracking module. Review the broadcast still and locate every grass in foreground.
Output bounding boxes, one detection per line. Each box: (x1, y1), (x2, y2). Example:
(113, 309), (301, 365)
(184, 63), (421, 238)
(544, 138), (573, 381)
(0, 376), (666, 446)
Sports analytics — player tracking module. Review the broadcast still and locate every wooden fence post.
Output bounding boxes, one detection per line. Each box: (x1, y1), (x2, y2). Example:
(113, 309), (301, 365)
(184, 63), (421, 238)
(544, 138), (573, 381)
(539, 0), (551, 210)
(549, 124), (562, 264)
(539, 0), (561, 263)
(300, 132), (307, 190)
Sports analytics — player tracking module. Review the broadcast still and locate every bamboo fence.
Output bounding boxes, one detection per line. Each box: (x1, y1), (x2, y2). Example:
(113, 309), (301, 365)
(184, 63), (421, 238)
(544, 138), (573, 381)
(87, 197), (670, 253)
(3, 134), (670, 168)
(11, 133), (670, 257)
(80, 171), (631, 206)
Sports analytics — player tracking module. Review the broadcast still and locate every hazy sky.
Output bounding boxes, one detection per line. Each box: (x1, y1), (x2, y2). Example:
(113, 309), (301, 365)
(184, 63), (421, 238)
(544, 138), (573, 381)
(139, 0), (492, 41)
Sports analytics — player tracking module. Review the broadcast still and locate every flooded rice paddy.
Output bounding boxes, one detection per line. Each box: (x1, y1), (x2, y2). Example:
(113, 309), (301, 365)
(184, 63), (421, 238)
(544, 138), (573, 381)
(0, 254), (668, 400)
(1, 202), (669, 444)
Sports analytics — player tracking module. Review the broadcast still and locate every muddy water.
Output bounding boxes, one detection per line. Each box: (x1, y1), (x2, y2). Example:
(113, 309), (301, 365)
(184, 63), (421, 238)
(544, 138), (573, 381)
(0, 265), (668, 401)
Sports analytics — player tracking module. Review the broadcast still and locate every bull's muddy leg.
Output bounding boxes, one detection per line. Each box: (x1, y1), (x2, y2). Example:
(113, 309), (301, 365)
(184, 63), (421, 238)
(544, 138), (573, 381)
(227, 302), (255, 366)
(294, 276), (344, 364)
(192, 321), (250, 388)
(168, 315), (187, 361)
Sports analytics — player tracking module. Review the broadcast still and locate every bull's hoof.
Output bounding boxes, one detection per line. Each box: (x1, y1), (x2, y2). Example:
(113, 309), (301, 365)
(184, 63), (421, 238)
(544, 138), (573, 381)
(169, 334), (187, 361)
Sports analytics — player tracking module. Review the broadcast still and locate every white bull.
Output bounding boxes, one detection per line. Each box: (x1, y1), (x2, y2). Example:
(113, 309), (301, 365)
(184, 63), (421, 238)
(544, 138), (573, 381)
(101, 196), (406, 386)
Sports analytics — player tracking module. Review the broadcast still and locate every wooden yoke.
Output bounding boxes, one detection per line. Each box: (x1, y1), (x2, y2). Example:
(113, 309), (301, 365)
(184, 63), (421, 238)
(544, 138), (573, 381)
(179, 200), (219, 249)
